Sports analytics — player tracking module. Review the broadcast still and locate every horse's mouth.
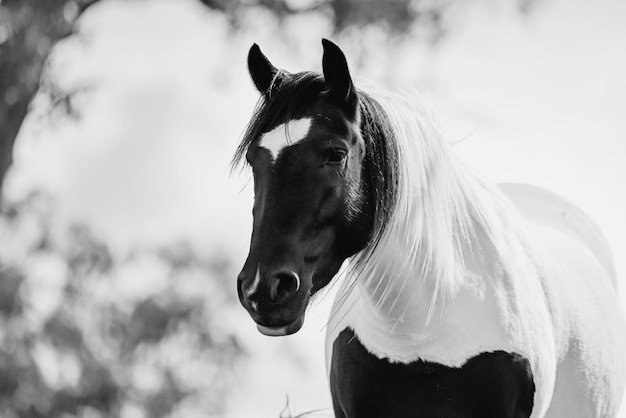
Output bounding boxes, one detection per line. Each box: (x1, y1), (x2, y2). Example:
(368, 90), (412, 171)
(256, 315), (304, 337)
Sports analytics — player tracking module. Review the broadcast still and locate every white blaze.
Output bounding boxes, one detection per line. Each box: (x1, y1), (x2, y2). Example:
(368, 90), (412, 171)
(259, 118), (312, 161)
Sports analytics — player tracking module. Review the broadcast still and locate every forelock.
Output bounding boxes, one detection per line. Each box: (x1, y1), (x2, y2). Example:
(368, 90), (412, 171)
(232, 71), (327, 169)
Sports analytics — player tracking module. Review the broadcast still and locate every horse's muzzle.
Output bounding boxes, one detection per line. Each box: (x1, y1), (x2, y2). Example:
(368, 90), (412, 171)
(237, 267), (309, 336)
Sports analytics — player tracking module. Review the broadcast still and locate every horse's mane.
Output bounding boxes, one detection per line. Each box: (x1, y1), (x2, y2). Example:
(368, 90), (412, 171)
(232, 71), (326, 169)
(347, 87), (540, 321)
(347, 89), (473, 311)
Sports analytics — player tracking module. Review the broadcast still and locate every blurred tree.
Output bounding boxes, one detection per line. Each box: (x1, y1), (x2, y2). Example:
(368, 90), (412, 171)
(0, 0), (98, 197)
(0, 193), (243, 417)
(199, 0), (539, 38)
(0, 0), (538, 198)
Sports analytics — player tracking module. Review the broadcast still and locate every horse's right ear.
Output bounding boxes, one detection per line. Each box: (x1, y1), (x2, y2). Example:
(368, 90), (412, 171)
(248, 43), (279, 94)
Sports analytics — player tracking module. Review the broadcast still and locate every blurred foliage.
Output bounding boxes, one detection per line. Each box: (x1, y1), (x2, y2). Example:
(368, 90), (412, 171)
(0, 0), (89, 193)
(200, 0), (539, 37)
(0, 0), (115, 194)
(0, 0), (538, 193)
(0, 193), (243, 417)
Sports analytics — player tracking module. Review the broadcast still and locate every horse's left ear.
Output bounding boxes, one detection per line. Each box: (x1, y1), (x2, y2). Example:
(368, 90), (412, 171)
(322, 39), (358, 118)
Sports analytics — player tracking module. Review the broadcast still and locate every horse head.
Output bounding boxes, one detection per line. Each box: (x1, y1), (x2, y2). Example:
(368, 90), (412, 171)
(235, 40), (377, 336)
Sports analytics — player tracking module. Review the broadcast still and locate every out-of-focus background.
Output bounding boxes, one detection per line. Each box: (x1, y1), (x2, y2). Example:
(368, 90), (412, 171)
(0, 0), (624, 416)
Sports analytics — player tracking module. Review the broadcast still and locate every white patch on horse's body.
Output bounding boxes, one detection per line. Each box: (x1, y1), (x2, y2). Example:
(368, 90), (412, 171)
(259, 118), (312, 161)
(325, 89), (626, 418)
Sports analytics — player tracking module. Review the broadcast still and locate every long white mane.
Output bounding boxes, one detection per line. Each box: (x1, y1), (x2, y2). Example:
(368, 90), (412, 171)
(339, 87), (544, 327)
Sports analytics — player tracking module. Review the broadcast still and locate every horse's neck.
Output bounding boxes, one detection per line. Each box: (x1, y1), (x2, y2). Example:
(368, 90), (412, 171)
(328, 97), (527, 363)
(334, 181), (519, 365)
(354, 238), (441, 337)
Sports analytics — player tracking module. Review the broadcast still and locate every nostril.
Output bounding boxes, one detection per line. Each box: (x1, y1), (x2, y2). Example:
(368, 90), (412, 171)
(269, 271), (300, 303)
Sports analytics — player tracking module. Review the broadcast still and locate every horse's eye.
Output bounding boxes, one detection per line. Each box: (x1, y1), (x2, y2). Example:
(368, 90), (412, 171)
(326, 149), (347, 165)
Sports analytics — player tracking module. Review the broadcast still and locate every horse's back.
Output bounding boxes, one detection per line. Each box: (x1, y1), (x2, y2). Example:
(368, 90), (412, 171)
(501, 182), (626, 417)
(500, 183), (617, 286)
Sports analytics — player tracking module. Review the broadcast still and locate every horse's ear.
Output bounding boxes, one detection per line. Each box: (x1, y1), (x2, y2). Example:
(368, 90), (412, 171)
(322, 39), (358, 118)
(248, 43), (279, 94)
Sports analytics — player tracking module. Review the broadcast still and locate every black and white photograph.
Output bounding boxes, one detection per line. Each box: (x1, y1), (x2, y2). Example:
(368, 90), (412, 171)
(1, 0), (625, 417)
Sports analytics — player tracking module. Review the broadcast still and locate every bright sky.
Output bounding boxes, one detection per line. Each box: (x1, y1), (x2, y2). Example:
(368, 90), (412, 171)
(5, 0), (626, 416)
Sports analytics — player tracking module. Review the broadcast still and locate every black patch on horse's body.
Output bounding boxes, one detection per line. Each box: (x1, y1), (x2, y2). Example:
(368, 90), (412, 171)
(330, 328), (535, 418)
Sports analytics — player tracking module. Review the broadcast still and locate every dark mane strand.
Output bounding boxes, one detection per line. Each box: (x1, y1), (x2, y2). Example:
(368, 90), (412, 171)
(356, 91), (400, 261)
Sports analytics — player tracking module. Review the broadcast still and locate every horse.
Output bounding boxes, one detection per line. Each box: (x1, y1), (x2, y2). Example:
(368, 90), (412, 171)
(233, 39), (626, 417)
